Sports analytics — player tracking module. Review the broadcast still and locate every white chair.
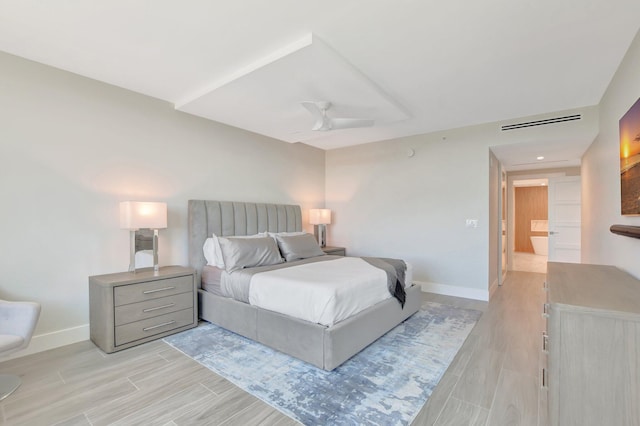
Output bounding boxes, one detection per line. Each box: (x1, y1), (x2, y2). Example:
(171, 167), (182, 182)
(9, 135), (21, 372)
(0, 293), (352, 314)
(0, 300), (41, 401)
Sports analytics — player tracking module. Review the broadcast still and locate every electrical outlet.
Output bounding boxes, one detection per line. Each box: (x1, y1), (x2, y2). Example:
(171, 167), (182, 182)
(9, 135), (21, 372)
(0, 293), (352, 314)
(466, 219), (479, 228)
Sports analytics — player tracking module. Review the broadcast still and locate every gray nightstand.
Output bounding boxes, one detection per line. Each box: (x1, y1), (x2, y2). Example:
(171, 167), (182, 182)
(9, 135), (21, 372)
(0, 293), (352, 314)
(89, 265), (197, 353)
(322, 246), (346, 256)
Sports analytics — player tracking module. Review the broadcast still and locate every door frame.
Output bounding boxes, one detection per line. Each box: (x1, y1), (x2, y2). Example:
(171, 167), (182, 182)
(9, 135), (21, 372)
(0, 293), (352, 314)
(499, 169), (507, 285)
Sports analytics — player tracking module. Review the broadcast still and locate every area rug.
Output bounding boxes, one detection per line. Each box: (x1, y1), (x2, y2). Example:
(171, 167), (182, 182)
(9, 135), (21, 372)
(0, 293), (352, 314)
(164, 302), (481, 425)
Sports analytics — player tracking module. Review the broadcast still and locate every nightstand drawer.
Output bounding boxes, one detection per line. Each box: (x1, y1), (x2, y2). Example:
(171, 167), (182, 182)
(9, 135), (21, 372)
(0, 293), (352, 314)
(115, 308), (194, 346)
(90, 266), (196, 353)
(114, 275), (192, 306)
(114, 292), (193, 326)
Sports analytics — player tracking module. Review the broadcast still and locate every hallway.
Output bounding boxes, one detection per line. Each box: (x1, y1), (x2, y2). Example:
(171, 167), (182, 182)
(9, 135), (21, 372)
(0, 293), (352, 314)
(512, 252), (547, 274)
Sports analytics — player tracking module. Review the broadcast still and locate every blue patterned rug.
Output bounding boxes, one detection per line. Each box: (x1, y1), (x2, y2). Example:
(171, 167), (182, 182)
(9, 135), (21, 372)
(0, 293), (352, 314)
(164, 302), (481, 425)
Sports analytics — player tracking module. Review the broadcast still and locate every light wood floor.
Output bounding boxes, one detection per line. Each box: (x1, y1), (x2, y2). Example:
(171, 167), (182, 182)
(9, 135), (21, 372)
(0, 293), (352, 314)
(414, 271), (547, 426)
(0, 271), (546, 425)
(511, 252), (547, 274)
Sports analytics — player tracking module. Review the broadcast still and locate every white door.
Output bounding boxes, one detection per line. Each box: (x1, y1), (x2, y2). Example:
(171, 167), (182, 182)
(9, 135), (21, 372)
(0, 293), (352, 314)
(548, 176), (581, 263)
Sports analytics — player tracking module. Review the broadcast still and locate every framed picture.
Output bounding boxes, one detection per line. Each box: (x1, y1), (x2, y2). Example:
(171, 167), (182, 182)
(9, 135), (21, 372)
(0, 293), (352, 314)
(620, 97), (640, 215)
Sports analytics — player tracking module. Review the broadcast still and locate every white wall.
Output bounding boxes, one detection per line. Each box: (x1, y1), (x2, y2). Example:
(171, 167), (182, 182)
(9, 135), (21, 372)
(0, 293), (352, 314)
(582, 29), (640, 278)
(0, 51), (325, 355)
(325, 107), (597, 301)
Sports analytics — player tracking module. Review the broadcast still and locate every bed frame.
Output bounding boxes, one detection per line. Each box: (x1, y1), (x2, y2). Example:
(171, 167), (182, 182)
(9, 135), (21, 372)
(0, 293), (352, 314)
(188, 200), (421, 371)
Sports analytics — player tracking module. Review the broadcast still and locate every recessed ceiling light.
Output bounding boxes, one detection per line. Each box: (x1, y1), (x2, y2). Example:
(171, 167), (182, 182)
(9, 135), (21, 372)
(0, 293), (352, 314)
(537, 156), (545, 160)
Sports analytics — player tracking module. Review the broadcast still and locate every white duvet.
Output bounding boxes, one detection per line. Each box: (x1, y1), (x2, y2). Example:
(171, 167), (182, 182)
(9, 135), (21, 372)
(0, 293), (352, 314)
(248, 257), (410, 327)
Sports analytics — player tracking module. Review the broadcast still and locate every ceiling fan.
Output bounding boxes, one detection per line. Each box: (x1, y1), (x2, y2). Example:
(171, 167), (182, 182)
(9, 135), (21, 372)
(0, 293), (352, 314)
(301, 101), (374, 131)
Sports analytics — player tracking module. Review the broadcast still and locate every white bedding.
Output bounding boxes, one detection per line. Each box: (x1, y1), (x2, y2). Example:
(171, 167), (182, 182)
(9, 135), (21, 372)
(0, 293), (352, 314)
(248, 257), (410, 327)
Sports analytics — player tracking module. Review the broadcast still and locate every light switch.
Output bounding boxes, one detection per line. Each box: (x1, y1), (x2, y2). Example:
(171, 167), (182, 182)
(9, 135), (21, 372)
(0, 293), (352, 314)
(466, 219), (479, 228)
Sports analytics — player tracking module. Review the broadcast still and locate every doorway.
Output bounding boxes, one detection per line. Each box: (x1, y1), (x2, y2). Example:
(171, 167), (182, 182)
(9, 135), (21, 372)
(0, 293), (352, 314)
(512, 178), (548, 273)
(505, 172), (582, 273)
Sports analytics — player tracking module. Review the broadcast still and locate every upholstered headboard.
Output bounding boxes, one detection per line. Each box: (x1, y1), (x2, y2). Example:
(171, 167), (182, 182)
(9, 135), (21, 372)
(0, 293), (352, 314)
(188, 200), (302, 284)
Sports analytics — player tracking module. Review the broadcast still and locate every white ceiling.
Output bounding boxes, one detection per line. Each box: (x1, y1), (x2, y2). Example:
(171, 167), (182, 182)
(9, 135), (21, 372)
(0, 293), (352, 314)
(1, 1), (639, 162)
(492, 137), (584, 172)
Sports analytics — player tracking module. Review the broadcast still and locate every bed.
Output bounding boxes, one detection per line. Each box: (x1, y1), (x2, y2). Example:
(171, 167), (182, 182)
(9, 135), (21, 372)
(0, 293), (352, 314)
(188, 200), (421, 371)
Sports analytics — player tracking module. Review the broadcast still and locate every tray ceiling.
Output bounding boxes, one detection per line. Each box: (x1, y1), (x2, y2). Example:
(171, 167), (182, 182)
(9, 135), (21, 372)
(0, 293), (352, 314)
(176, 34), (409, 145)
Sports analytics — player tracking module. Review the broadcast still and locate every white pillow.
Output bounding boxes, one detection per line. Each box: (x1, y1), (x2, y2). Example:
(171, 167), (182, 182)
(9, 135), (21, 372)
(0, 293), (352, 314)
(203, 238), (219, 267)
(202, 232), (267, 268)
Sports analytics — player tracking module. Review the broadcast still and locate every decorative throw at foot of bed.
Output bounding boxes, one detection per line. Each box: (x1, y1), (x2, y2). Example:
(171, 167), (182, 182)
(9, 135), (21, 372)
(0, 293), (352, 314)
(361, 257), (407, 308)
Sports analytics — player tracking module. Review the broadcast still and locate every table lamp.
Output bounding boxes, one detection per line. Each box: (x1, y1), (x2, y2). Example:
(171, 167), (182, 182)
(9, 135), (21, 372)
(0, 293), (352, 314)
(309, 208), (331, 248)
(120, 201), (167, 272)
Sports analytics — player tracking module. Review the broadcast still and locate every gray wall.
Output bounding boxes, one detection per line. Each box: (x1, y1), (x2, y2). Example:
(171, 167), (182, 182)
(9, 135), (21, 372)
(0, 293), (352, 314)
(582, 28), (640, 277)
(0, 51), (325, 342)
(326, 133), (489, 296)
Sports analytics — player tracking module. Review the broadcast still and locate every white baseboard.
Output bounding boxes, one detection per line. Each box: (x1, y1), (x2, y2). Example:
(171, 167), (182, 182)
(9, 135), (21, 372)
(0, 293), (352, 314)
(489, 278), (499, 299)
(0, 324), (90, 362)
(415, 280), (489, 302)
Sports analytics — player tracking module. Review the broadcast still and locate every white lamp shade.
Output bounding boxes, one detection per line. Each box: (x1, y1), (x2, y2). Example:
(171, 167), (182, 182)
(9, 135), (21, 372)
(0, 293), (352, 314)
(120, 201), (167, 230)
(309, 208), (332, 225)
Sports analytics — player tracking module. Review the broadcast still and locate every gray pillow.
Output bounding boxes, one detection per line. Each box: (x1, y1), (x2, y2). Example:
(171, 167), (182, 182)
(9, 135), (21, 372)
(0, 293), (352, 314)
(218, 236), (284, 273)
(276, 233), (326, 262)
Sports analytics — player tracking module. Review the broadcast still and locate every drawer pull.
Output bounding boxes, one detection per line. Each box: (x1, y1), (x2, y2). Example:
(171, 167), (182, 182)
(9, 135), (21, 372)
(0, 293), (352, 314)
(143, 303), (175, 313)
(143, 320), (176, 332)
(543, 280), (549, 291)
(143, 286), (175, 295)
(541, 368), (548, 389)
(542, 303), (549, 318)
(542, 332), (549, 353)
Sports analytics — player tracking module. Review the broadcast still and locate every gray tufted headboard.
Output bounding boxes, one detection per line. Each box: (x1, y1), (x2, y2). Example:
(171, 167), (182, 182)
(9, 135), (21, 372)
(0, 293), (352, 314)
(188, 200), (302, 285)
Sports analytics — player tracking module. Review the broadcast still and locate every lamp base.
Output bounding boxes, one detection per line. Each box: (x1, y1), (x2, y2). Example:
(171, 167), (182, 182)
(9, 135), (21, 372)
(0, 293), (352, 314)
(128, 230), (136, 272)
(129, 229), (160, 273)
(152, 229), (159, 273)
(316, 224), (327, 248)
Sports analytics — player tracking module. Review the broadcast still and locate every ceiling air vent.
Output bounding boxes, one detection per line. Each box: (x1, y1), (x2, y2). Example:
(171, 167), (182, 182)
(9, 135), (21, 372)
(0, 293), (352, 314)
(501, 114), (581, 131)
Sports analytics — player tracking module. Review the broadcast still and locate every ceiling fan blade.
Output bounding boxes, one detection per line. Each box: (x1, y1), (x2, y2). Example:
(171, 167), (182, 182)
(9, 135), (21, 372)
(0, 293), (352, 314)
(301, 101), (329, 131)
(301, 101), (321, 117)
(329, 118), (375, 130)
(301, 101), (371, 131)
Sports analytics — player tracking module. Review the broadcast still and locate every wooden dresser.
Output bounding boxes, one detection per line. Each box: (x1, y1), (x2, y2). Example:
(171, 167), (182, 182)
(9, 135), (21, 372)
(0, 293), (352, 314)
(89, 265), (197, 353)
(544, 262), (640, 426)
